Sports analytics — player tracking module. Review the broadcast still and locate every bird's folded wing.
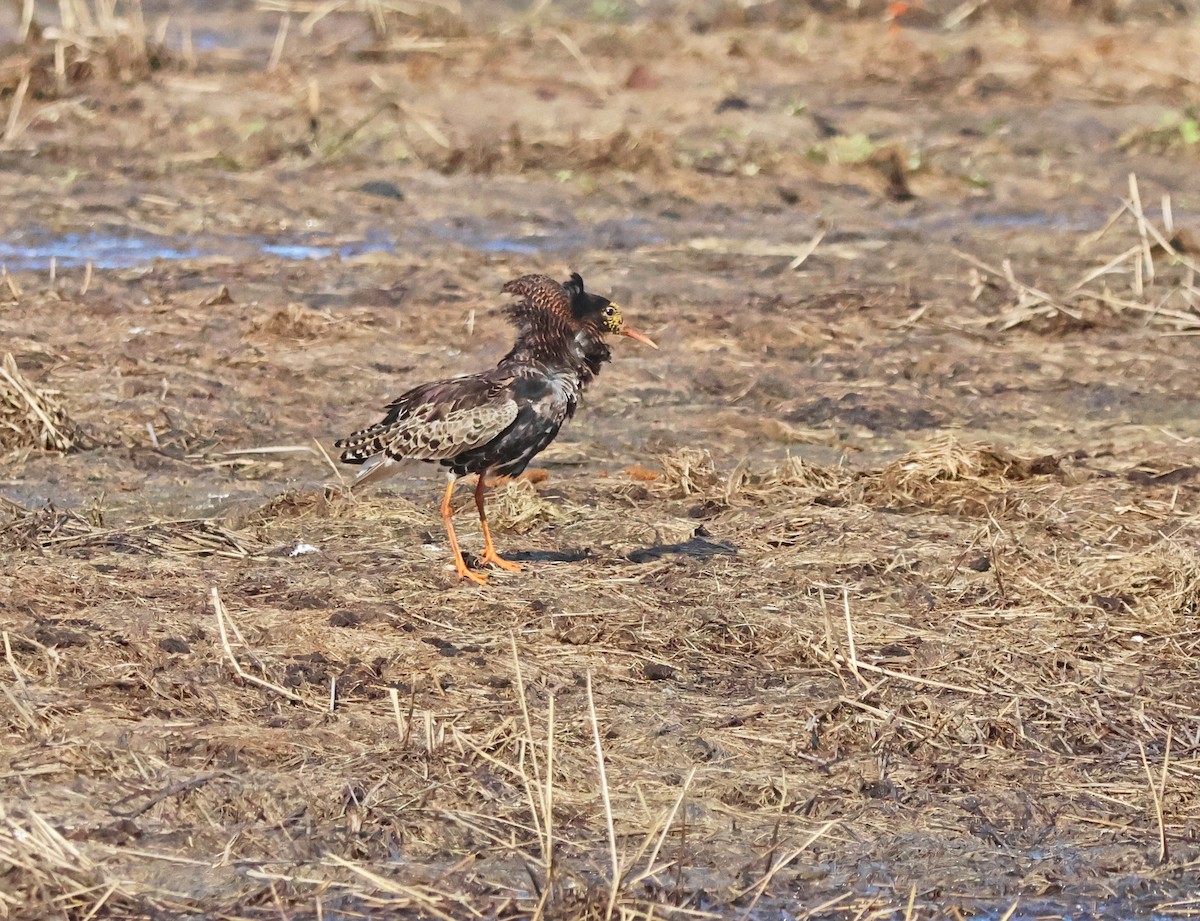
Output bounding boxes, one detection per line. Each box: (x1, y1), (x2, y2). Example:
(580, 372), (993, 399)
(386, 395), (518, 461)
(338, 376), (519, 464)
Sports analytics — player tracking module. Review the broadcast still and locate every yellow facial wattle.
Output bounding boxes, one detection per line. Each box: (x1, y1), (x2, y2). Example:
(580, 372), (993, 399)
(604, 303), (624, 334)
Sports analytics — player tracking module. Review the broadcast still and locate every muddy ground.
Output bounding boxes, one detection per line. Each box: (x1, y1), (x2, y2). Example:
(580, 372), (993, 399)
(3, 2), (1200, 919)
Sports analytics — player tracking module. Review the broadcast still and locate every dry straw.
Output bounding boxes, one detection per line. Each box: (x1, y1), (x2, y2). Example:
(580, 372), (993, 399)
(0, 353), (86, 455)
(5, 436), (1200, 917)
(959, 173), (1200, 333)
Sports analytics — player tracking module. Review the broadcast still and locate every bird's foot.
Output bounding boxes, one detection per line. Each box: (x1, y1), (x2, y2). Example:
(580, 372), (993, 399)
(455, 561), (489, 585)
(483, 550), (522, 573)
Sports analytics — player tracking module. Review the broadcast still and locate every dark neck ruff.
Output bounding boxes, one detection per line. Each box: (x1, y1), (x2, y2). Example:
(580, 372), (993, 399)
(501, 300), (611, 386)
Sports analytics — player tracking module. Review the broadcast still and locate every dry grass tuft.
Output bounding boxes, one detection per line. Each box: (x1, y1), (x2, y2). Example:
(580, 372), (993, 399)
(0, 803), (128, 919)
(1077, 542), (1200, 622)
(257, 0), (465, 40)
(0, 496), (257, 557)
(867, 435), (1060, 513)
(961, 175), (1200, 334)
(0, 496), (94, 550)
(428, 126), (670, 176)
(2, 0), (171, 108)
(0, 354), (87, 455)
(248, 302), (336, 340)
(654, 446), (719, 496)
(486, 477), (563, 533)
(760, 453), (856, 493)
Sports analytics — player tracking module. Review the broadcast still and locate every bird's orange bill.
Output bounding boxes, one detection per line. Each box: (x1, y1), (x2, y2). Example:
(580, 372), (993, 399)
(621, 325), (658, 349)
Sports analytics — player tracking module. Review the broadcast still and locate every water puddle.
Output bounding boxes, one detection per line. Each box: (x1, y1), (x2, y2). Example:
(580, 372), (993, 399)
(256, 229), (395, 262)
(189, 28), (251, 52)
(0, 206), (1172, 275)
(0, 216), (660, 273)
(885, 208), (1102, 236)
(0, 228), (400, 272)
(0, 231), (204, 271)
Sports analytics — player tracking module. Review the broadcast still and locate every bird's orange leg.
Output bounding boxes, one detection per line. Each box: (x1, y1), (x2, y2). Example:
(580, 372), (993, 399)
(441, 476), (487, 585)
(475, 474), (522, 573)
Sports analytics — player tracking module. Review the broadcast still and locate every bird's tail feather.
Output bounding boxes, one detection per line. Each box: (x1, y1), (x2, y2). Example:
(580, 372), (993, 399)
(347, 455), (407, 492)
(334, 423), (392, 464)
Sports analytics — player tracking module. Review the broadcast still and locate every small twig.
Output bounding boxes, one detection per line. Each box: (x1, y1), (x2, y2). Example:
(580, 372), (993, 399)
(399, 100), (450, 148)
(3, 631), (27, 690)
(325, 99), (394, 157)
(1079, 200), (1131, 250)
(3, 70), (31, 146)
(79, 883), (118, 921)
(553, 30), (608, 97)
(954, 250), (1080, 324)
(1140, 728), (1172, 866)
(1, 682), (40, 731)
(0, 353), (77, 451)
(211, 587), (309, 705)
(404, 676), (417, 748)
(806, 640), (986, 695)
(942, 0), (986, 28)
(817, 588), (838, 681)
(325, 855), (463, 921)
(268, 13), (290, 72)
(733, 821), (838, 919)
(1121, 199), (1200, 276)
(3, 267), (21, 299)
(1159, 727), (1174, 865)
(1127, 172), (1155, 289)
(110, 772), (220, 818)
(1068, 244), (1141, 293)
(788, 228), (826, 271)
(842, 586), (866, 688)
(510, 634), (547, 866)
(312, 437), (349, 489)
(586, 671), (621, 919)
(222, 444), (316, 456)
(543, 692), (555, 878)
(389, 687), (404, 742)
(510, 632), (543, 787)
(18, 0), (37, 41)
(627, 767), (696, 886)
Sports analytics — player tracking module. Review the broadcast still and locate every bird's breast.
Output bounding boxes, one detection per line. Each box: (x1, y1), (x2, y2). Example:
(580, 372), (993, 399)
(513, 368), (581, 420)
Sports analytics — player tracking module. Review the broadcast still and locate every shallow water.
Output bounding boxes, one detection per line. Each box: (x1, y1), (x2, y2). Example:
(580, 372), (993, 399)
(8, 204), (1182, 276)
(0, 230), (205, 271)
(0, 217), (659, 272)
(0, 228), (396, 272)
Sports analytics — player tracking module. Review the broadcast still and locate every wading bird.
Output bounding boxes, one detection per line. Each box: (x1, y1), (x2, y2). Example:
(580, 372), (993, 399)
(335, 272), (657, 585)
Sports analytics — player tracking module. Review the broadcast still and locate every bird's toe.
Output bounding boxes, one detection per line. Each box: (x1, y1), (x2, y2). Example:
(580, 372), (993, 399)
(455, 565), (489, 586)
(484, 553), (522, 573)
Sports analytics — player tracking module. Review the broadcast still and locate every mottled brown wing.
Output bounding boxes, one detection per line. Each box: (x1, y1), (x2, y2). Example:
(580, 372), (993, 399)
(336, 375), (518, 465)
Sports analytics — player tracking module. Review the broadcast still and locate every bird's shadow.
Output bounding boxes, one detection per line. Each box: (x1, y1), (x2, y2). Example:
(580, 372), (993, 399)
(494, 535), (736, 566)
(504, 548), (592, 564)
(626, 535), (737, 564)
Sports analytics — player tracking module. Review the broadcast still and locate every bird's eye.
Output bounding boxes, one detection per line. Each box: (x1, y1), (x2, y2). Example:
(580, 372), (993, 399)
(604, 305), (616, 317)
